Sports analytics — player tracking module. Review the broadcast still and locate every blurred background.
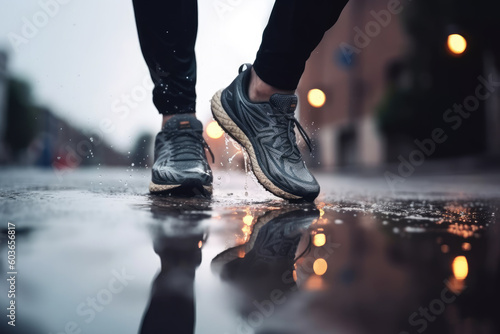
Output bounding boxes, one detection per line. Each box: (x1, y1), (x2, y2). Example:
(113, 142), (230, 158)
(0, 0), (499, 173)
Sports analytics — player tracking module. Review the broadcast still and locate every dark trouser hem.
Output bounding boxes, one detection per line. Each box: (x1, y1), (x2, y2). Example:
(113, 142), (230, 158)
(253, 0), (349, 91)
(132, 0), (198, 115)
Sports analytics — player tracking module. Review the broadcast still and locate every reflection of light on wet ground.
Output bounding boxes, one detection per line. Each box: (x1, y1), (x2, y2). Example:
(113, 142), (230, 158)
(313, 258), (328, 276)
(313, 233), (326, 247)
(304, 275), (325, 291)
(447, 223), (480, 238)
(242, 213), (254, 226)
(462, 242), (471, 251)
(452, 256), (469, 280)
(231, 209), (256, 246)
(446, 277), (467, 295)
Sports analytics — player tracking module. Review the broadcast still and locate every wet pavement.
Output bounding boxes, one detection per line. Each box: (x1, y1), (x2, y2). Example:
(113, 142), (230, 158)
(1, 167), (499, 334)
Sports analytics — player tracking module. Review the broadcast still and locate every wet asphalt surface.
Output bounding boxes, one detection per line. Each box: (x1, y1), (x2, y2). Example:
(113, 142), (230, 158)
(0, 167), (499, 334)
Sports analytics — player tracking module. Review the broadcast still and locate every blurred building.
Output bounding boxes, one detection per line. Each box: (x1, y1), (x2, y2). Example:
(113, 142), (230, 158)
(297, 0), (403, 169)
(297, 0), (500, 171)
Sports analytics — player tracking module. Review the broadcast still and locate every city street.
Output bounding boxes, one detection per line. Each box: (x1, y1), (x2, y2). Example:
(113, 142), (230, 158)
(1, 167), (499, 334)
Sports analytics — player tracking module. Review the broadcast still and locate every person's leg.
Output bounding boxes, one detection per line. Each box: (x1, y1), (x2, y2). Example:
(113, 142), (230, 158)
(211, 0), (349, 201)
(250, 0), (349, 101)
(132, 0), (198, 126)
(133, 0), (213, 196)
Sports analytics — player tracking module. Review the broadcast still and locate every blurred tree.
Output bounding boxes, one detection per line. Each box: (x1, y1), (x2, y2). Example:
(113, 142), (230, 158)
(3, 78), (37, 158)
(1, 75), (132, 167)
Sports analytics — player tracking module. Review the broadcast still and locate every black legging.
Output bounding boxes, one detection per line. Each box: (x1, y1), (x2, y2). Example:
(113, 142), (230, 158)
(132, 0), (349, 115)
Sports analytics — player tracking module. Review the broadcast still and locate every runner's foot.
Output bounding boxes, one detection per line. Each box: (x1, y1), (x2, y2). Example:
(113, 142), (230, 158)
(149, 115), (213, 196)
(211, 64), (320, 201)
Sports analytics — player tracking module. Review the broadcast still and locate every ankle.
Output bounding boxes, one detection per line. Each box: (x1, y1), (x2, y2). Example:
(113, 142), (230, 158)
(162, 113), (195, 127)
(248, 68), (294, 102)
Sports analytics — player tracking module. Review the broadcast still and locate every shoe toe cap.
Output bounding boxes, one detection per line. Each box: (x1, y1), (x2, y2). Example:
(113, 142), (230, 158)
(292, 182), (320, 201)
(152, 161), (212, 186)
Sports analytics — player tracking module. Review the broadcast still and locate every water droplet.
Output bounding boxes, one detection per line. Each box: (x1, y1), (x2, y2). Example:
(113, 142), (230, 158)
(90, 137), (94, 142)
(131, 163), (135, 166)
(57, 156), (61, 160)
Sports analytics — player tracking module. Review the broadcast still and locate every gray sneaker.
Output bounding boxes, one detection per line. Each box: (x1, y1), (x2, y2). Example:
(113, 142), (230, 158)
(150, 115), (213, 196)
(211, 64), (320, 201)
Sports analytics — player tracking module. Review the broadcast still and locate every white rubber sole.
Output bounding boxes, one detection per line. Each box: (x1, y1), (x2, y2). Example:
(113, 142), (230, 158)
(210, 89), (301, 200)
(149, 182), (212, 195)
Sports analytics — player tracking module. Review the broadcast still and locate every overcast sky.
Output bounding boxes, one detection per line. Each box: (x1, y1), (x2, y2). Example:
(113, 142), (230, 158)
(0, 0), (274, 152)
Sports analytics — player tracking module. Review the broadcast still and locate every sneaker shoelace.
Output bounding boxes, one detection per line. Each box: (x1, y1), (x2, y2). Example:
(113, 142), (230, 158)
(269, 111), (313, 160)
(166, 130), (214, 163)
(238, 63), (312, 160)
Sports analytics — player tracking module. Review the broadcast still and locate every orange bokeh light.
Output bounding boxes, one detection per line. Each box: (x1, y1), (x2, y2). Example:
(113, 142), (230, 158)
(447, 34), (467, 55)
(206, 121), (224, 139)
(307, 89), (326, 108)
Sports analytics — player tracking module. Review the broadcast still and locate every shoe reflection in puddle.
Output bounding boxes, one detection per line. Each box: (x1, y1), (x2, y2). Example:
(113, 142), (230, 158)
(139, 197), (211, 334)
(211, 207), (319, 321)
